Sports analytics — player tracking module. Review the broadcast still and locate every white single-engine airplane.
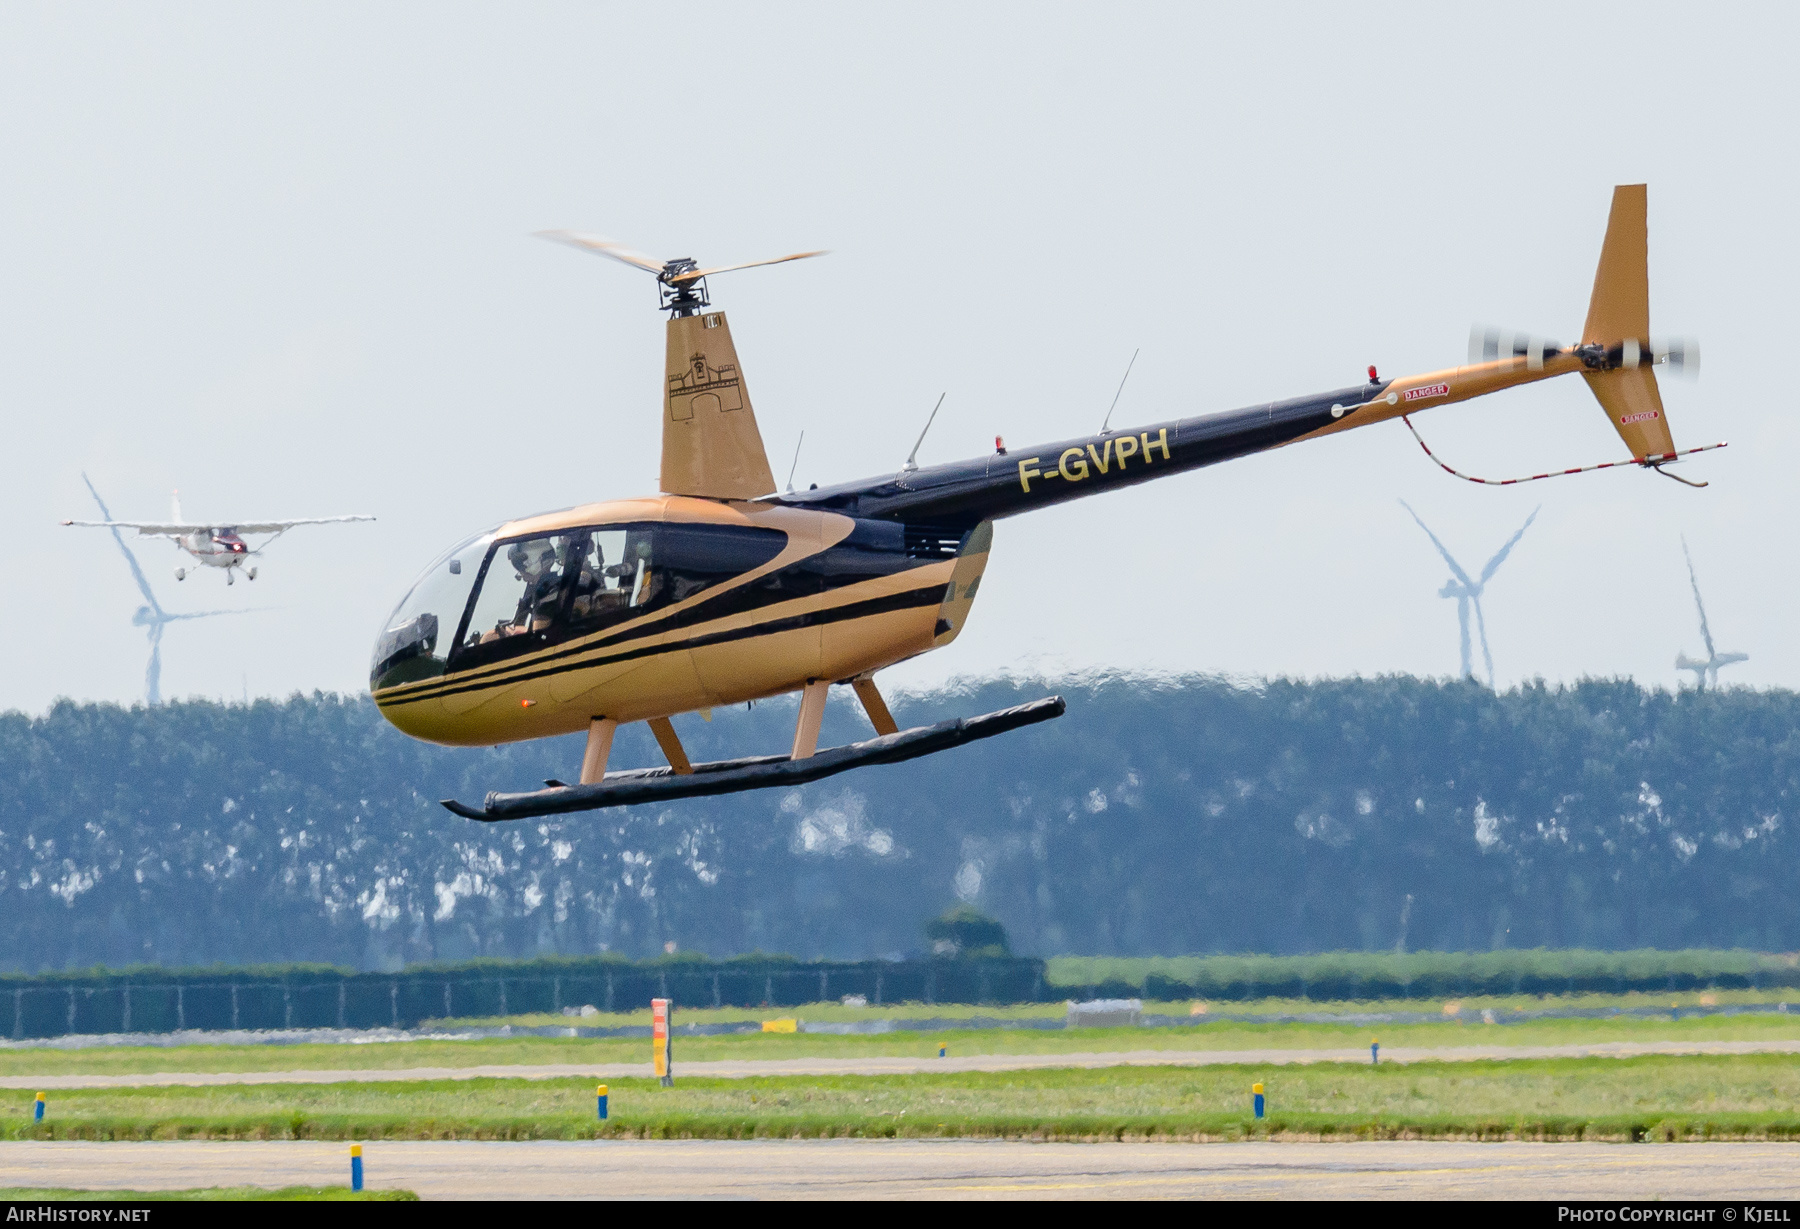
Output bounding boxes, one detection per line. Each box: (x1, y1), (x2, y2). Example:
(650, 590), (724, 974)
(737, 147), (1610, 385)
(63, 490), (375, 584)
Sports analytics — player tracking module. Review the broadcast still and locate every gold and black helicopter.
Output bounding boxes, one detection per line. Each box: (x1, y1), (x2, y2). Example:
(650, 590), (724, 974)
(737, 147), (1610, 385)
(371, 185), (1712, 820)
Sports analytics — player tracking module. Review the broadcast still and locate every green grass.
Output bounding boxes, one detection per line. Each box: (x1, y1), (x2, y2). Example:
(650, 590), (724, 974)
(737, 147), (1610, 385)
(437, 986), (1800, 1031)
(434, 999), (1074, 1028)
(3, 1010), (1798, 1079)
(5, 1055), (1800, 1143)
(0, 1186), (417, 1200)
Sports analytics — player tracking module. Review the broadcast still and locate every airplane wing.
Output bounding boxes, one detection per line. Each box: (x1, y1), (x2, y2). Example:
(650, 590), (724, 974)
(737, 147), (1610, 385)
(62, 520), (201, 536)
(227, 515), (376, 535)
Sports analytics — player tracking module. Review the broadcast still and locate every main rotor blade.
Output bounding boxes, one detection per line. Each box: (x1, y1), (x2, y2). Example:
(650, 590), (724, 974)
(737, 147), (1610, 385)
(533, 231), (666, 274)
(1478, 506), (1540, 585)
(161, 608), (262, 621)
(83, 473), (162, 617)
(1682, 536), (1716, 658)
(1399, 500), (1478, 592)
(676, 250), (830, 283)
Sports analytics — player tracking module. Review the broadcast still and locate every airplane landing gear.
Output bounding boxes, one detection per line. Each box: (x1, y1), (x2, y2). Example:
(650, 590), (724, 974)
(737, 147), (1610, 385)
(174, 567), (186, 581)
(247, 566), (258, 580)
(226, 569), (234, 585)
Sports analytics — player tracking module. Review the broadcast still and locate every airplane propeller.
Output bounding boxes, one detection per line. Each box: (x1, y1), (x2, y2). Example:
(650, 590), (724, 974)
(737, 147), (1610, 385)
(535, 231), (827, 315)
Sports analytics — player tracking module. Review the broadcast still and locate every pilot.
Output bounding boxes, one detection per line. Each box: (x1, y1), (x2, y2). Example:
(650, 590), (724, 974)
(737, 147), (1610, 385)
(508, 539), (564, 632)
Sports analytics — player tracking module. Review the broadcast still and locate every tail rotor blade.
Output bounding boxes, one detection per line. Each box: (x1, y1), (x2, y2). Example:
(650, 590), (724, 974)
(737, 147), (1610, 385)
(1469, 325), (1562, 370)
(1652, 336), (1701, 378)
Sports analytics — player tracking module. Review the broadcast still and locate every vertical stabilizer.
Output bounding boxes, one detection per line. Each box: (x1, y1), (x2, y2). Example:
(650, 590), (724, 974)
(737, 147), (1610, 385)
(1580, 184), (1676, 459)
(1583, 185), (1650, 346)
(661, 311), (777, 500)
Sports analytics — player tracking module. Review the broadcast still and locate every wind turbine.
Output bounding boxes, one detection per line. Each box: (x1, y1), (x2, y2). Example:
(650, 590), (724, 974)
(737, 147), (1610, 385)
(1675, 536), (1747, 690)
(82, 475), (247, 705)
(1400, 501), (1540, 686)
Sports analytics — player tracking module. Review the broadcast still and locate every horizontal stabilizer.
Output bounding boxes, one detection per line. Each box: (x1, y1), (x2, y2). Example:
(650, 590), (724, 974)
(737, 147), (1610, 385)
(442, 696), (1066, 820)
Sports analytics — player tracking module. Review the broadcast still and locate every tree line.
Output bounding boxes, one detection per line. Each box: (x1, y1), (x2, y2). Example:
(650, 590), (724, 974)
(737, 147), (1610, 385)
(1, 674), (1796, 972)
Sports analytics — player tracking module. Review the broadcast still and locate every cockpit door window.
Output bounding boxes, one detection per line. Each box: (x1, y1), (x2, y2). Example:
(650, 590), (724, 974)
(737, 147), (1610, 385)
(443, 521), (788, 673)
(449, 532), (582, 669)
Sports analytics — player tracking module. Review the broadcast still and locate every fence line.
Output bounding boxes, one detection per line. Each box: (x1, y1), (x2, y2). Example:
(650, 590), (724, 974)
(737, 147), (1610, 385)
(0, 959), (1049, 1040)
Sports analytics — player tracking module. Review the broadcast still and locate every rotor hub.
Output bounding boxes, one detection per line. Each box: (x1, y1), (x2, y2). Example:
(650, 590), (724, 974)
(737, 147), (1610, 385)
(657, 259), (709, 317)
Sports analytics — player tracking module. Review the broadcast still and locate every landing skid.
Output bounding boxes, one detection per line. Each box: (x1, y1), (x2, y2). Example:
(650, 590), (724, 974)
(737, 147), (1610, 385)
(441, 696), (1065, 821)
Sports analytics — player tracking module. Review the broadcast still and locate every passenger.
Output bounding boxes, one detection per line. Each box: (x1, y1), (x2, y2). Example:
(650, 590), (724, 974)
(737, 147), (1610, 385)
(622, 541), (661, 607)
(568, 535), (615, 619)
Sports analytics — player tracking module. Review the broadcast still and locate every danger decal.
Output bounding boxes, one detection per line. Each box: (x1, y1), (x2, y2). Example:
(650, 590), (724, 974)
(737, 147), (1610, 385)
(1619, 410), (1661, 424)
(1403, 383), (1450, 402)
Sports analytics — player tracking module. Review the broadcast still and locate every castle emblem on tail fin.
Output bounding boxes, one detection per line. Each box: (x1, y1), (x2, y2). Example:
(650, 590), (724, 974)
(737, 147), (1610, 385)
(668, 346), (744, 422)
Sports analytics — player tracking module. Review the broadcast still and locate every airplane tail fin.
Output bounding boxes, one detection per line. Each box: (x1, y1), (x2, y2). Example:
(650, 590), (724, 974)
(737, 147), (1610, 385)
(1580, 185), (1678, 460)
(660, 311), (777, 501)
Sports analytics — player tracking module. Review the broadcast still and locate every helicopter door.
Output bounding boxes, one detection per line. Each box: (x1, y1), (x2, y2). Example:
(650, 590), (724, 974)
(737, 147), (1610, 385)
(565, 527), (653, 631)
(449, 532), (581, 670)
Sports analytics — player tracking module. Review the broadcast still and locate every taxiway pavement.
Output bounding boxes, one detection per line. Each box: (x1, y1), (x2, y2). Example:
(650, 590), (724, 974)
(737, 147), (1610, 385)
(2, 1138), (1795, 1199)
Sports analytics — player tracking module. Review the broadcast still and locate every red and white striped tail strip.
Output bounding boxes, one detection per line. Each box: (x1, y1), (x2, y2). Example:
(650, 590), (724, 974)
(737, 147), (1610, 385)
(1400, 415), (1728, 486)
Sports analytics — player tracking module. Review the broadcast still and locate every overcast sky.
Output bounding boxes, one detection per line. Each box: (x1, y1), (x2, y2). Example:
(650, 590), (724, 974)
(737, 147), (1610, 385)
(3, 2), (1793, 713)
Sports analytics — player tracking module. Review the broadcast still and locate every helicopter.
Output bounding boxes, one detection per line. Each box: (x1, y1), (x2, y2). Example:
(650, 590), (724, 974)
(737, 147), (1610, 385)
(64, 489), (375, 584)
(372, 185), (1715, 821)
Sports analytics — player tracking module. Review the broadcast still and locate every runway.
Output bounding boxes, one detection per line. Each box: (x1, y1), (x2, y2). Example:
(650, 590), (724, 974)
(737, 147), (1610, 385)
(2, 1139), (1795, 1199)
(6, 1038), (1800, 1090)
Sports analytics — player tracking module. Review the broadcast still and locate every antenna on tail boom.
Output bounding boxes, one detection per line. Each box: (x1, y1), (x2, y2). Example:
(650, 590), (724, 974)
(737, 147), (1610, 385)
(902, 393), (946, 474)
(785, 432), (805, 493)
(1100, 349), (1139, 435)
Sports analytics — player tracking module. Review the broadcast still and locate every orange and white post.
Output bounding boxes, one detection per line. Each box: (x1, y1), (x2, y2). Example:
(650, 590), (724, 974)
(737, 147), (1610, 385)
(652, 997), (673, 1087)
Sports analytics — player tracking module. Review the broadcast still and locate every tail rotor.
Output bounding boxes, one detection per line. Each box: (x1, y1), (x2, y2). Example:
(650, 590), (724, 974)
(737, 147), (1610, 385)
(1651, 336), (1701, 378)
(1468, 325), (1564, 371)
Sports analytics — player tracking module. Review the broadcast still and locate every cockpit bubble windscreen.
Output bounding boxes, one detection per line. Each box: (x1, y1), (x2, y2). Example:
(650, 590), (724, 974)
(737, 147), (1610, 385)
(370, 532), (491, 690)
